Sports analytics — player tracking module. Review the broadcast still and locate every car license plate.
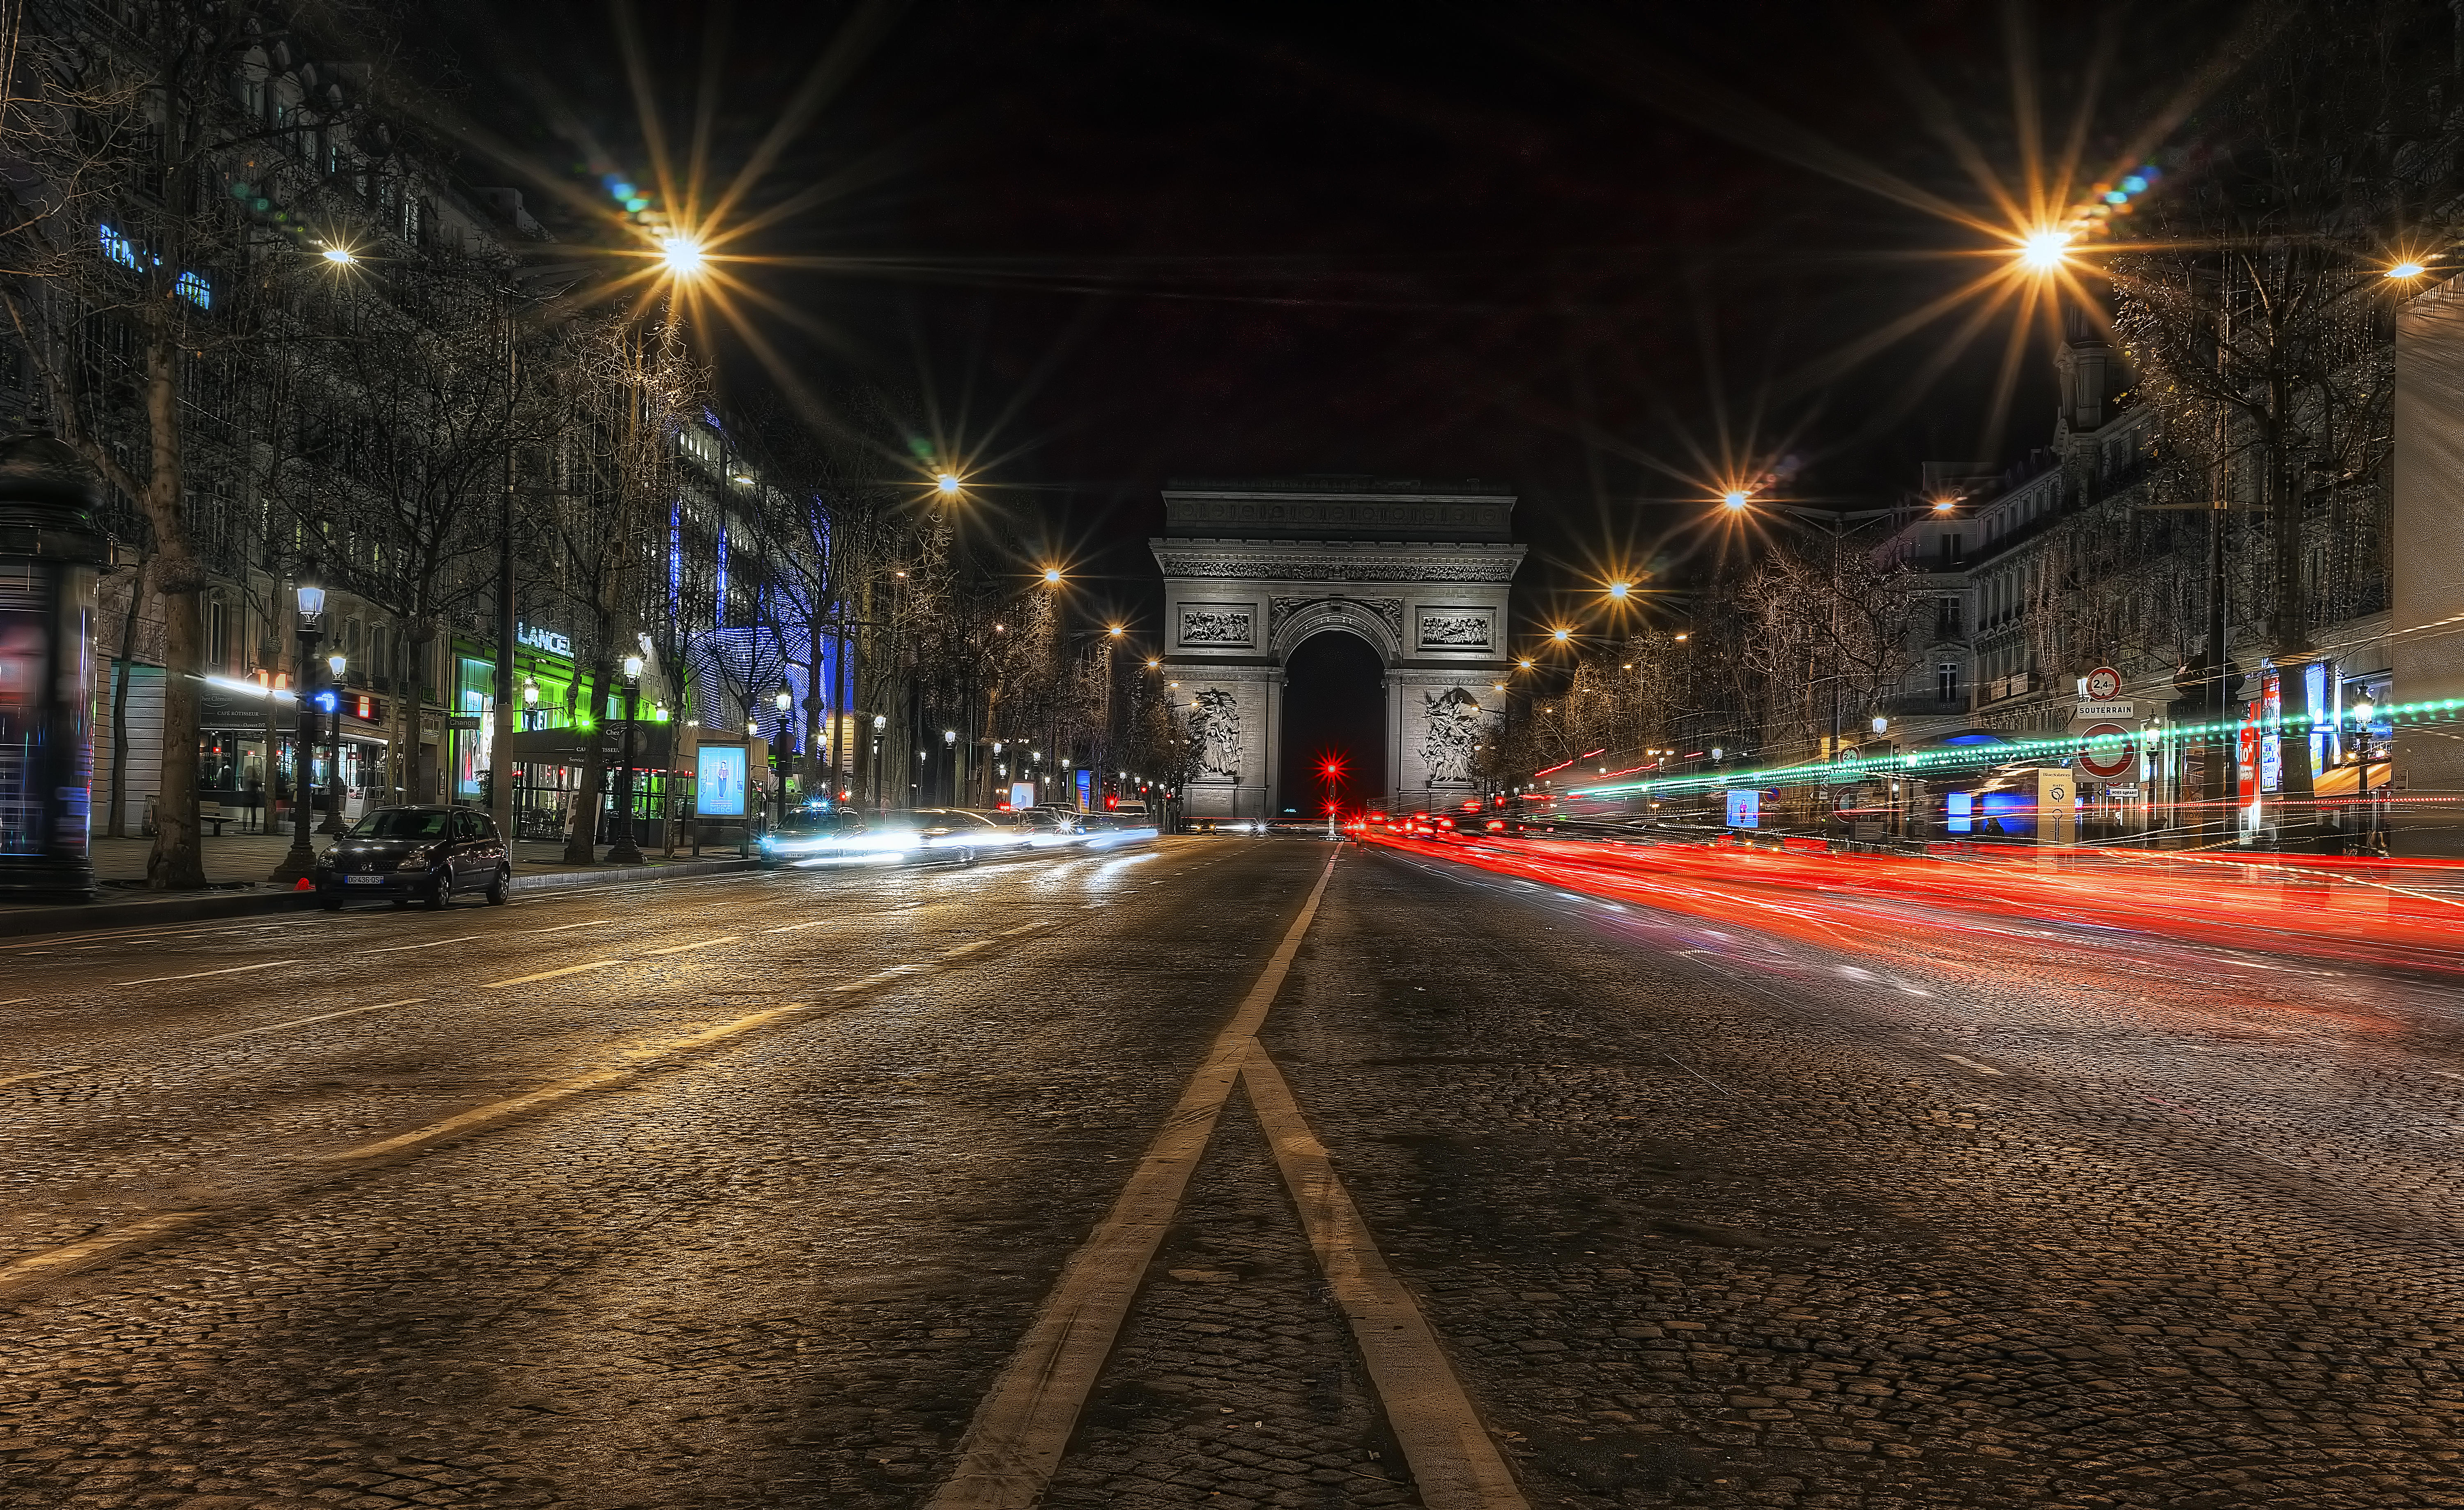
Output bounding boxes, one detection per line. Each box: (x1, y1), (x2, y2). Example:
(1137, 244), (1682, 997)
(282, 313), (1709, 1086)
(345, 874), (386, 885)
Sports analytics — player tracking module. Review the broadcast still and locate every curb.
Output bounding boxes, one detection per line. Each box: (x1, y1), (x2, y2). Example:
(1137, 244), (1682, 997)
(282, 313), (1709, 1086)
(0, 857), (760, 938)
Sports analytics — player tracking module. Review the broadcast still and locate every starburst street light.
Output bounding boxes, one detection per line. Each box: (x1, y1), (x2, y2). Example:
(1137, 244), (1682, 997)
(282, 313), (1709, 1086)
(659, 235), (706, 278)
(1722, 490), (1751, 511)
(2018, 228), (2072, 272)
(2388, 260), (2429, 280)
(1607, 581), (1631, 600)
(1043, 567), (1063, 585)
(935, 472), (961, 495)
(1551, 627), (1572, 643)
(319, 246), (356, 266)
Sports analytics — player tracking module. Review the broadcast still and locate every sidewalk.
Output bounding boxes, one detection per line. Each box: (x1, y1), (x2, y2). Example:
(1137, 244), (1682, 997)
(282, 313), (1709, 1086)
(0, 825), (757, 936)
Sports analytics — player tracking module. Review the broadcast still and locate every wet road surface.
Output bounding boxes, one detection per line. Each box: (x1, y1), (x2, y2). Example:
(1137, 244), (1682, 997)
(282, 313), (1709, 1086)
(0, 836), (2458, 1508)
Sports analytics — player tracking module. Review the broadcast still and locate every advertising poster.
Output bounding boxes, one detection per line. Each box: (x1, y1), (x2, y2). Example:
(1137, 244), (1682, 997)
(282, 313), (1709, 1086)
(1724, 788), (1760, 828)
(1009, 781), (1036, 811)
(696, 743), (749, 818)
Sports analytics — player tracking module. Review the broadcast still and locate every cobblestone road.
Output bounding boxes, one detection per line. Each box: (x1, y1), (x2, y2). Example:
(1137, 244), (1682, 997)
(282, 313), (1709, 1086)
(0, 836), (2456, 1507)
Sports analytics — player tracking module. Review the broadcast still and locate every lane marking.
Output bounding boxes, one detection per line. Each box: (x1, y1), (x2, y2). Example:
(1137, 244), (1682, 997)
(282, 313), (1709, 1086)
(1242, 1046), (1529, 1510)
(109, 959), (301, 988)
(0, 1064), (90, 1091)
(941, 939), (991, 958)
(932, 850), (1340, 1510)
(764, 919), (839, 933)
(0, 1211), (211, 1298)
(528, 918), (614, 934)
(359, 935), (487, 956)
(639, 935), (742, 957)
(1940, 1053), (2006, 1077)
(997, 922), (1053, 937)
(198, 999), (425, 1044)
(480, 959), (623, 988)
(0, 998), (25, 1007)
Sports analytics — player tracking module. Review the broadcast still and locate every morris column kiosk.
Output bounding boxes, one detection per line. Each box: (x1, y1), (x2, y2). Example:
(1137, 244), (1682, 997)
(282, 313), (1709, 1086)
(0, 430), (110, 900)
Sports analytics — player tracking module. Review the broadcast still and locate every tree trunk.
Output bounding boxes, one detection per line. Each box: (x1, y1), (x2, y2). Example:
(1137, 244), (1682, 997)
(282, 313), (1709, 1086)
(106, 561), (148, 839)
(565, 664), (605, 864)
(140, 328), (206, 887)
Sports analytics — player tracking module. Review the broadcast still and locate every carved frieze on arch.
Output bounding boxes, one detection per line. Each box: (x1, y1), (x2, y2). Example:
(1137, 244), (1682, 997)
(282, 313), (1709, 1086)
(1267, 596), (1403, 666)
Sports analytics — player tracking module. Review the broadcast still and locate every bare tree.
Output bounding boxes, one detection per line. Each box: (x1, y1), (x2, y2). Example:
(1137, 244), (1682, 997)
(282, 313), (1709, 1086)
(0, 0), (370, 884)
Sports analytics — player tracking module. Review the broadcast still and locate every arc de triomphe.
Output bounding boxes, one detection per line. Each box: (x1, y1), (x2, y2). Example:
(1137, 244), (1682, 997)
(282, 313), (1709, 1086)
(1152, 477), (1525, 819)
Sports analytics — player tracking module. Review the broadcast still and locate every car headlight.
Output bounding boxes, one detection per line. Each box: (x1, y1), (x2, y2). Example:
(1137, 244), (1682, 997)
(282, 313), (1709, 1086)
(396, 849), (432, 870)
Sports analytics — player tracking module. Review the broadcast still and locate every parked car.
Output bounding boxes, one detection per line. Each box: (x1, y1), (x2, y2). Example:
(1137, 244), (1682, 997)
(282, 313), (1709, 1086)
(315, 805), (509, 910)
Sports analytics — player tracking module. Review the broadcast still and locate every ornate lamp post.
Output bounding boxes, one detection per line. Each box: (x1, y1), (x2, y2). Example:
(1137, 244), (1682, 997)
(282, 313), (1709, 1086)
(0, 429), (110, 900)
(774, 684), (794, 816)
(608, 653), (644, 864)
(271, 574), (326, 883)
(319, 650), (348, 834)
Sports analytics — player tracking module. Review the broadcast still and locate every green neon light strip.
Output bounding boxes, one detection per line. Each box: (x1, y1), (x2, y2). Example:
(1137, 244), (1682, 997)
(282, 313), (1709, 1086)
(1557, 697), (2450, 800)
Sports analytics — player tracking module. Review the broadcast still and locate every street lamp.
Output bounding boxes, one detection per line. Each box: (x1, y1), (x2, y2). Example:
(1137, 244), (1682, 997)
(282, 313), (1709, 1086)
(319, 245), (356, 266)
(522, 678), (540, 729)
(319, 650), (348, 834)
(936, 472), (961, 495)
(609, 653), (645, 864)
(775, 684), (794, 816)
(2018, 228), (2071, 271)
(1043, 566), (1063, 585)
(659, 235), (706, 278)
(942, 727), (958, 806)
(271, 574), (325, 883)
(1722, 489), (1750, 511)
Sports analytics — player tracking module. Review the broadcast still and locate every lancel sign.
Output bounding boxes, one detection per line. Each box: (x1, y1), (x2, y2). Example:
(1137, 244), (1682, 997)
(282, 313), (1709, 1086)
(516, 621), (572, 658)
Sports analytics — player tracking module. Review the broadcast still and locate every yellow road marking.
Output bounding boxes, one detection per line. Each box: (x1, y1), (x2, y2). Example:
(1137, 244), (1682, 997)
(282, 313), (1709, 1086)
(199, 999), (425, 1044)
(359, 935), (487, 955)
(110, 959), (301, 988)
(480, 960), (623, 988)
(639, 935), (741, 956)
(931, 850), (1339, 1510)
(1242, 1046), (1529, 1509)
(0, 1064), (89, 1091)
(0, 1211), (209, 1297)
(940, 939), (991, 958)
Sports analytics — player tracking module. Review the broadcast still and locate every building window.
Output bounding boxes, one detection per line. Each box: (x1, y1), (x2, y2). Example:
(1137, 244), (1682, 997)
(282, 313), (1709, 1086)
(1935, 598), (1961, 638)
(175, 271), (210, 309)
(1938, 662), (1958, 703)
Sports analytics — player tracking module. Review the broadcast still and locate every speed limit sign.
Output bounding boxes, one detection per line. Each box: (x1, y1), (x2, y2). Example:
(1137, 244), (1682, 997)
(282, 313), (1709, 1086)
(2077, 722), (2135, 780)
(2084, 666), (2123, 702)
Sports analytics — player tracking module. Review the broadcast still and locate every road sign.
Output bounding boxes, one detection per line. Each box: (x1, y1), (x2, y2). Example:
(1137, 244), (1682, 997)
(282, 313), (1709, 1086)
(2072, 699), (2135, 722)
(2085, 665), (2123, 701)
(2077, 722), (2135, 780)
(445, 715), (483, 731)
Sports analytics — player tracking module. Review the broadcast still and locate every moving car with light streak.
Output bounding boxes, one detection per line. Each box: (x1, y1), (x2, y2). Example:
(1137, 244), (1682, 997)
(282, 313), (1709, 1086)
(761, 808), (1012, 867)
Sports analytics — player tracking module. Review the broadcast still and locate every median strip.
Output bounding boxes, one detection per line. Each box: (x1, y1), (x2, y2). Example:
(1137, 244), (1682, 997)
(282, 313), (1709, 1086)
(933, 850), (1339, 1510)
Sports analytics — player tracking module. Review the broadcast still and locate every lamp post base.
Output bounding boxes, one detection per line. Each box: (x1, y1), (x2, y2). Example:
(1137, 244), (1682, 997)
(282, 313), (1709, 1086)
(268, 839), (318, 885)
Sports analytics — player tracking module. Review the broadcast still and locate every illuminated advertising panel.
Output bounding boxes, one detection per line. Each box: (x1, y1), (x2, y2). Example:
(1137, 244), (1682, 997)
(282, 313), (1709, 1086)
(1724, 788), (1760, 828)
(696, 743), (749, 818)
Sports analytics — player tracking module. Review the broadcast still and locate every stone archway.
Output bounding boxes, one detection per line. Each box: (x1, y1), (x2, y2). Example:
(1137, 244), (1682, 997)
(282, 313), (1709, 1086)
(1151, 476), (1525, 820)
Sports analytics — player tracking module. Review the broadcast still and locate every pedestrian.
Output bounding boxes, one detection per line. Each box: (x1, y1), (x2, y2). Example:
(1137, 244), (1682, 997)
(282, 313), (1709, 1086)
(243, 773), (262, 833)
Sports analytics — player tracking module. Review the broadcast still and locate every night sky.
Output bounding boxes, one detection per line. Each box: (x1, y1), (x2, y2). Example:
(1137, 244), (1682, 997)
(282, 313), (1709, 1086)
(442, 0), (2231, 799)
